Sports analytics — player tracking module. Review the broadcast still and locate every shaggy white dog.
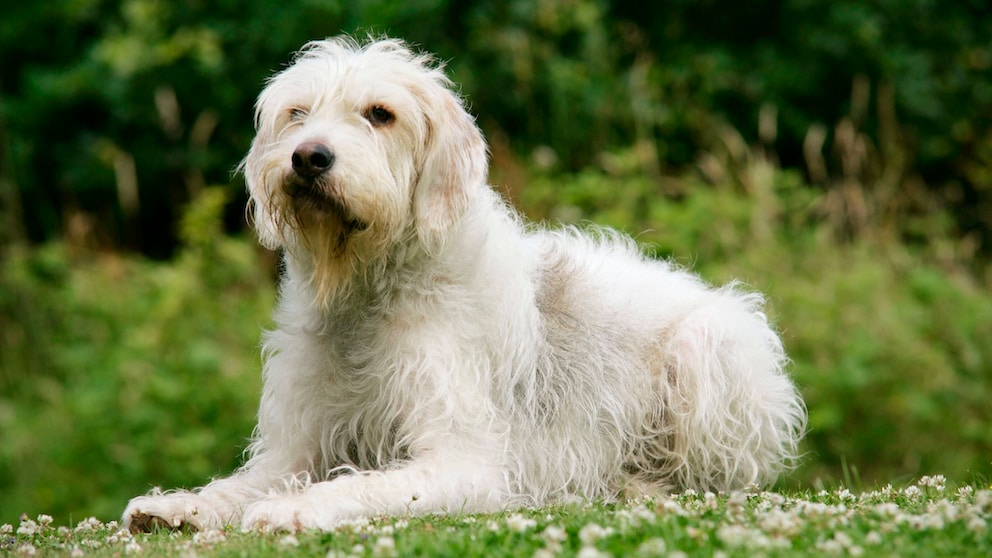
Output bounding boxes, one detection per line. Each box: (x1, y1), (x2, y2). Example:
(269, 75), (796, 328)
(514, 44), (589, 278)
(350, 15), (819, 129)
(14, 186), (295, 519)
(123, 36), (805, 533)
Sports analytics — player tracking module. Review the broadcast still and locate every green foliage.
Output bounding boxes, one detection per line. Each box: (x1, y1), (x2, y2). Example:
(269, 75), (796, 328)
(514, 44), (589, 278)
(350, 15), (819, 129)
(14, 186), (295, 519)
(1, 0), (990, 254)
(0, 187), (273, 524)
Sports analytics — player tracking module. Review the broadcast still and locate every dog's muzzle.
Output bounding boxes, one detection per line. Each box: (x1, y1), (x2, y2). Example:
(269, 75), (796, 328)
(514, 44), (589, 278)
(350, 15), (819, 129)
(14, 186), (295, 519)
(282, 141), (368, 234)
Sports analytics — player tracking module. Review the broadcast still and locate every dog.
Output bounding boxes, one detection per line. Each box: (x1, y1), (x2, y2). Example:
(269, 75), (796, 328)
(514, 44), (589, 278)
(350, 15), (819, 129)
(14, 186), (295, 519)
(123, 36), (805, 533)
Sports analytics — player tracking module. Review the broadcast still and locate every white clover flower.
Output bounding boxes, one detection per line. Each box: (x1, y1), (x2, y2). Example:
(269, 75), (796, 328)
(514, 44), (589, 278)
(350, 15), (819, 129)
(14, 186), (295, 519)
(635, 537), (666, 556)
(865, 531), (883, 545)
(372, 536), (396, 557)
(933, 499), (960, 522)
(1, 523), (12, 535)
(967, 516), (987, 533)
(835, 488), (857, 502)
(833, 532), (853, 547)
(336, 517), (371, 531)
(716, 525), (751, 548)
(630, 504), (656, 525)
(576, 546), (610, 558)
(797, 500), (849, 525)
(578, 522), (612, 546)
(860, 489), (882, 503)
(758, 508), (803, 537)
(16, 543), (37, 556)
(763, 491), (786, 507)
(771, 535), (793, 550)
(752, 533), (777, 550)
(918, 475), (947, 491)
(878, 520), (899, 534)
(907, 512), (945, 531)
(70, 546), (85, 558)
(613, 509), (633, 528)
(658, 498), (686, 517)
(17, 519), (39, 537)
(124, 541), (142, 554)
(976, 490), (992, 511)
(726, 491), (748, 516)
(278, 534), (300, 548)
(685, 526), (706, 541)
(506, 513), (537, 533)
(957, 486), (974, 500)
(192, 529), (227, 546)
(541, 525), (567, 544)
(873, 502), (901, 517)
(815, 538), (844, 554)
(36, 515), (53, 528)
(902, 485), (922, 499)
(704, 492), (718, 509)
(815, 530), (861, 555)
(105, 528), (131, 545)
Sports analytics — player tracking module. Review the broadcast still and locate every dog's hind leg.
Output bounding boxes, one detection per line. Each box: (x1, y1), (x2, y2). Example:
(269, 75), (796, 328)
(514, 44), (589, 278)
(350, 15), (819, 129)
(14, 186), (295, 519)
(643, 285), (805, 493)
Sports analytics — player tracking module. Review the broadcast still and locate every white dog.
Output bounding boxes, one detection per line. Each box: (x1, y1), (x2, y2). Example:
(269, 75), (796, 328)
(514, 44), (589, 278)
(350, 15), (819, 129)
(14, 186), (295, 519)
(123, 36), (805, 533)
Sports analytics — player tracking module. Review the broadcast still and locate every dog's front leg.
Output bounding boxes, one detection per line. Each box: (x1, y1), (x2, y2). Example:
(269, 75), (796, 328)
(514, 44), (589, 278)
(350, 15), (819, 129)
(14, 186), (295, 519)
(241, 453), (507, 532)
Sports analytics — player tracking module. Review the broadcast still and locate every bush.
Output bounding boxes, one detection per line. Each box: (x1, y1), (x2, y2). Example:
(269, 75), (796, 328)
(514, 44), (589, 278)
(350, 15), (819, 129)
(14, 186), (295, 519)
(2, 0), (990, 255)
(0, 187), (273, 524)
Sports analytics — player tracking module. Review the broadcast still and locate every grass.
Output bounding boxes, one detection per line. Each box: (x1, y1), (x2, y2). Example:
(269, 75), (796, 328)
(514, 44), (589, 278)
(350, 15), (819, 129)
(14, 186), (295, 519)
(5, 478), (991, 557)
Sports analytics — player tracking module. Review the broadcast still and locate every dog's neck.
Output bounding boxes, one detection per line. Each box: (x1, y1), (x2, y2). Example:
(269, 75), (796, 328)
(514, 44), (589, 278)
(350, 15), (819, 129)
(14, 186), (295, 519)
(280, 204), (491, 327)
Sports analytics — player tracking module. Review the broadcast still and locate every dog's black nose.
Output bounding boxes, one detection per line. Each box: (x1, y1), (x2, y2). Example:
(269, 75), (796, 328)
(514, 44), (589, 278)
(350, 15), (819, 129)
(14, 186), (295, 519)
(292, 142), (335, 178)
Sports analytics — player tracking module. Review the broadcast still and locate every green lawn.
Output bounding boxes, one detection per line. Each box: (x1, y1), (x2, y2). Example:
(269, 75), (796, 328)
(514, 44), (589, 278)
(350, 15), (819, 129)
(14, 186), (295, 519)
(6, 478), (990, 557)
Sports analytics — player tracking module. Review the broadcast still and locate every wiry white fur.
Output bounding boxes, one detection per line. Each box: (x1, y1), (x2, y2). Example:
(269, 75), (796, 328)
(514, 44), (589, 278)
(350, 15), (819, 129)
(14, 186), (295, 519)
(122, 36), (806, 533)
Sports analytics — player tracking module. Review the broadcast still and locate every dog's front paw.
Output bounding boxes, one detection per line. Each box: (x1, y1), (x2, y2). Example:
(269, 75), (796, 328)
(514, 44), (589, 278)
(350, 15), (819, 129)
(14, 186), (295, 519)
(123, 491), (221, 533)
(241, 496), (322, 533)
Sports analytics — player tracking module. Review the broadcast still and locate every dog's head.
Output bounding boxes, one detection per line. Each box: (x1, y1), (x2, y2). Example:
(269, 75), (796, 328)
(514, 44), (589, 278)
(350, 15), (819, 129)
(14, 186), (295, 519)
(242, 36), (488, 306)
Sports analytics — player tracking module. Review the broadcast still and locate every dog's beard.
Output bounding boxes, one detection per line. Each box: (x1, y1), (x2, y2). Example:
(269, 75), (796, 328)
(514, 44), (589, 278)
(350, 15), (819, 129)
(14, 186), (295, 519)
(275, 177), (371, 309)
(283, 178), (368, 247)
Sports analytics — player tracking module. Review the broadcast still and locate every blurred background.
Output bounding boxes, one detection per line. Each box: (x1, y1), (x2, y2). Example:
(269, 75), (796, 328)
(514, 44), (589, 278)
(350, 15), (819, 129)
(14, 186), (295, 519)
(1, 0), (990, 525)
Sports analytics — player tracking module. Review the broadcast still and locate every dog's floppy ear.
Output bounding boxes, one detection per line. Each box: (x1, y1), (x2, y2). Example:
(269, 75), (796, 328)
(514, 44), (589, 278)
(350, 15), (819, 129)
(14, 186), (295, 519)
(414, 89), (487, 244)
(240, 132), (287, 251)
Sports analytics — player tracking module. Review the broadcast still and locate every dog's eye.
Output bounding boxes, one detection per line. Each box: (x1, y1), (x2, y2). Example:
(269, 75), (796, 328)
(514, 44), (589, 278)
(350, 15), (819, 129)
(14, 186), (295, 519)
(288, 107), (309, 121)
(365, 105), (395, 127)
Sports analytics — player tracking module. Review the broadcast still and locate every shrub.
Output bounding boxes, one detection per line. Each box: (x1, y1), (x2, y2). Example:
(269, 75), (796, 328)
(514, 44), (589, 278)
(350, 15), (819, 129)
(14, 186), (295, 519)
(0, 187), (273, 524)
